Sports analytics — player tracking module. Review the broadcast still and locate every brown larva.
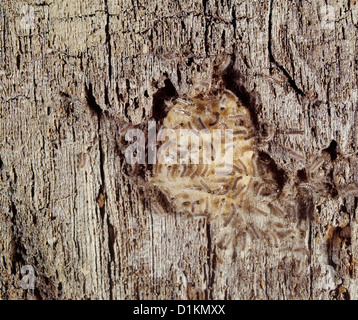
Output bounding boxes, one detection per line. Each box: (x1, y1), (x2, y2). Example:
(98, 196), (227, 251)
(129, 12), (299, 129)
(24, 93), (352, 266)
(190, 165), (199, 179)
(151, 201), (166, 215)
(341, 184), (358, 196)
(260, 123), (275, 141)
(252, 206), (268, 217)
(200, 164), (209, 177)
(232, 176), (243, 190)
(287, 149), (306, 161)
(284, 129), (304, 135)
(197, 117), (210, 133)
(209, 112), (220, 126)
(232, 184), (247, 200)
(244, 132), (256, 141)
(268, 203), (285, 217)
(222, 204), (237, 227)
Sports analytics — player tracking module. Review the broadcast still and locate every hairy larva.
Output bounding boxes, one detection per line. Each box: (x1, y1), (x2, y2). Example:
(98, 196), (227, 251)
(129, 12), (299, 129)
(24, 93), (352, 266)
(213, 178), (231, 184)
(159, 138), (176, 152)
(187, 121), (201, 136)
(255, 182), (265, 196)
(342, 185), (358, 196)
(244, 177), (253, 194)
(232, 184), (246, 199)
(268, 203), (285, 217)
(176, 98), (193, 107)
(180, 164), (188, 177)
(273, 222), (285, 229)
(298, 182), (316, 192)
(247, 224), (261, 240)
(252, 206), (268, 217)
(204, 141), (216, 161)
(265, 230), (279, 247)
(209, 112), (220, 126)
(240, 146), (255, 156)
(216, 123), (229, 130)
(216, 55), (231, 73)
(215, 168), (235, 176)
(233, 129), (247, 135)
(309, 157), (325, 174)
(236, 159), (248, 176)
(217, 234), (236, 250)
(284, 129), (304, 135)
(287, 149), (306, 161)
(225, 143), (235, 153)
(171, 123), (183, 130)
(197, 117), (210, 133)
(200, 164), (209, 177)
(292, 247), (308, 253)
(167, 166), (175, 180)
(190, 165), (199, 179)
(234, 231), (247, 251)
(162, 52), (177, 60)
(287, 202), (298, 222)
(232, 176), (243, 190)
(233, 165), (243, 174)
(152, 202), (165, 215)
(277, 229), (295, 238)
(184, 186), (202, 192)
(261, 123), (275, 141)
(156, 127), (168, 141)
(209, 199), (226, 222)
(200, 180), (212, 193)
(191, 200), (201, 214)
(222, 204), (236, 227)
(130, 162), (139, 176)
(213, 185), (230, 195)
(79, 154), (86, 169)
(119, 123), (133, 134)
(174, 109), (191, 116)
(244, 132), (256, 141)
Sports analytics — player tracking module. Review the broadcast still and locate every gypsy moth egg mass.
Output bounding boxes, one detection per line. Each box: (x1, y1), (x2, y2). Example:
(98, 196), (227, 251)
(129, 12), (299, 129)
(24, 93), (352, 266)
(151, 89), (256, 219)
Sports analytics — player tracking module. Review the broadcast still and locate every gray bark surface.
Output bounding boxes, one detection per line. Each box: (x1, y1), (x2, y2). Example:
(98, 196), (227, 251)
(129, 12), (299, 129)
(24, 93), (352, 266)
(0, 0), (357, 299)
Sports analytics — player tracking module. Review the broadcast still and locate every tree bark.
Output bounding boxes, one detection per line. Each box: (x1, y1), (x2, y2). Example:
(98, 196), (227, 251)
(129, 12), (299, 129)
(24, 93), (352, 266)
(0, 0), (357, 300)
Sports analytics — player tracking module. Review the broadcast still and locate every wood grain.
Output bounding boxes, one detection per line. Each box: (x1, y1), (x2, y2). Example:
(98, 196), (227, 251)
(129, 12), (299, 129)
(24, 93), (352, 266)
(0, 0), (357, 300)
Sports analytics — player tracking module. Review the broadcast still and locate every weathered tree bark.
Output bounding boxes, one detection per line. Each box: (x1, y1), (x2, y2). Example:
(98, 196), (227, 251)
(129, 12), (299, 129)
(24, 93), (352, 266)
(0, 0), (357, 300)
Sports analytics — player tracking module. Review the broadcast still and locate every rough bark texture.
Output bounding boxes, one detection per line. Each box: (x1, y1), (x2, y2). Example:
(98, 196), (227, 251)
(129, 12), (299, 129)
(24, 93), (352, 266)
(0, 0), (358, 300)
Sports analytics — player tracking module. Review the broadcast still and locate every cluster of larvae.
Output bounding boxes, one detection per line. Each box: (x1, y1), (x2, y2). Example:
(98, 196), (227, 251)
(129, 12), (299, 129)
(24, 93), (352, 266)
(150, 89), (305, 251)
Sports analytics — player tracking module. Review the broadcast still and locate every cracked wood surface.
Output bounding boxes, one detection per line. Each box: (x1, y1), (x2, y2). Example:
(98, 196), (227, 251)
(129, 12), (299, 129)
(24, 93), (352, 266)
(0, 0), (358, 299)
